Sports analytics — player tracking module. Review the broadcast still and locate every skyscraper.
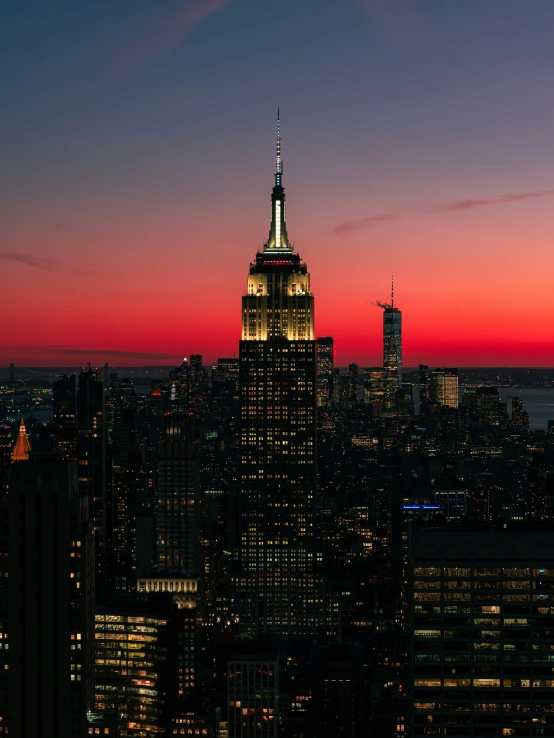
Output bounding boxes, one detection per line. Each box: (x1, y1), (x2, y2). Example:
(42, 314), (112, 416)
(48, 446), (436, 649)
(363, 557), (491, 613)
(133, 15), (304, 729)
(156, 439), (200, 576)
(227, 655), (279, 738)
(347, 363), (359, 405)
(430, 367), (459, 409)
(383, 278), (402, 389)
(237, 113), (319, 635)
(316, 337), (334, 408)
(3, 454), (94, 738)
(77, 368), (110, 599)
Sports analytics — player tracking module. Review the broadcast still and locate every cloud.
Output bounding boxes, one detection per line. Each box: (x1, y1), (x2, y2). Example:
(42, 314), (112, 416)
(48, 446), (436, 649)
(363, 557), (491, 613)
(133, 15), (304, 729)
(26, 348), (182, 360)
(0, 253), (60, 271)
(332, 187), (554, 238)
(0, 252), (93, 276)
(332, 213), (398, 237)
(435, 189), (554, 213)
(118, 0), (233, 79)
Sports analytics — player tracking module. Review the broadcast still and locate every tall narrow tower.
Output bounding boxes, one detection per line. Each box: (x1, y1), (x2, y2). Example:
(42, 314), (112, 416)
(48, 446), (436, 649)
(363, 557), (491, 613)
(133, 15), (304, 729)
(383, 277), (402, 389)
(237, 113), (319, 635)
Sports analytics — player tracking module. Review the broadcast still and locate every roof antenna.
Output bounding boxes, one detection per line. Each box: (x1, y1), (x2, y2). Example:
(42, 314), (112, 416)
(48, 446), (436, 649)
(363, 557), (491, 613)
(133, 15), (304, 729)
(391, 275), (394, 309)
(275, 107), (282, 185)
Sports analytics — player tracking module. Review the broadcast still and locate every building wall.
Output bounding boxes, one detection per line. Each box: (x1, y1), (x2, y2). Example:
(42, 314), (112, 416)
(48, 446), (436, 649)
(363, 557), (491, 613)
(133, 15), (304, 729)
(408, 525), (554, 736)
(6, 459), (94, 738)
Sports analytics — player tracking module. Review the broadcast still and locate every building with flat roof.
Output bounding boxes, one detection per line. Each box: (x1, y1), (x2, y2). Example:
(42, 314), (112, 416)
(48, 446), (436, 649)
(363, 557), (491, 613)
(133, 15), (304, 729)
(408, 523), (554, 736)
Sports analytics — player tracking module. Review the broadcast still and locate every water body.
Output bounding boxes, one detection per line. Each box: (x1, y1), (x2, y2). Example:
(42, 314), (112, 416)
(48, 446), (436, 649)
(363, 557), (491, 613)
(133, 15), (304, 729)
(498, 388), (554, 431)
(412, 387), (554, 431)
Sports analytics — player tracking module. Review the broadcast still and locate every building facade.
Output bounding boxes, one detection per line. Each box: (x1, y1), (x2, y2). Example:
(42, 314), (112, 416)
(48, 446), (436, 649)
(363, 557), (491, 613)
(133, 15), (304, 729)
(156, 440), (200, 576)
(227, 656), (279, 738)
(408, 524), (554, 736)
(4, 455), (94, 738)
(430, 367), (459, 409)
(316, 337), (334, 408)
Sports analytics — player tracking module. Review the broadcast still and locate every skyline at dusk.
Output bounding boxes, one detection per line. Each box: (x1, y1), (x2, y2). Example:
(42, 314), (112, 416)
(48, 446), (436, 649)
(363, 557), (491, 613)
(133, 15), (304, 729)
(3, 0), (554, 366)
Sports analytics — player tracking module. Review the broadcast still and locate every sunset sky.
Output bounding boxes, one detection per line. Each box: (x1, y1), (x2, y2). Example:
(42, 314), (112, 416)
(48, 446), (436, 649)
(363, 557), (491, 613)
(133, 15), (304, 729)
(2, 0), (554, 367)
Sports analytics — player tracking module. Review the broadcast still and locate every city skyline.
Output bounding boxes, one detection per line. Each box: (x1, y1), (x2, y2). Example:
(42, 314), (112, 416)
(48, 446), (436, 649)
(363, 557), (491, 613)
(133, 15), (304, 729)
(3, 0), (554, 367)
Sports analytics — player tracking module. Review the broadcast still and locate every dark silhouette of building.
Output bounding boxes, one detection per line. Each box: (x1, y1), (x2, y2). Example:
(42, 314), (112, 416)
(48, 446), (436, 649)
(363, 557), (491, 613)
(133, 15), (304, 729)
(53, 373), (77, 426)
(227, 655), (279, 738)
(77, 368), (111, 600)
(418, 364), (430, 417)
(156, 439), (200, 575)
(316, 337), (334, 408)
(3, 453), (94, 738)
(347, 363), (359, 405)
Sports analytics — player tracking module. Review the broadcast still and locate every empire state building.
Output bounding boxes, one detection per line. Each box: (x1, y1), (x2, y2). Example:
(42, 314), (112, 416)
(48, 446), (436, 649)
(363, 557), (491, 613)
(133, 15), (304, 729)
(237, 114), (320, 635)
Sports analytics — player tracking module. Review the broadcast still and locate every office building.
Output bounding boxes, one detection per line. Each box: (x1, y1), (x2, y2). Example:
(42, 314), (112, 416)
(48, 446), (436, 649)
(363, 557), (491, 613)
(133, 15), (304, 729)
(364, 367), (393, 414)
(347, 363), (359, 405)
(156, 439), (200, 576)
(77, 368), (111, 598)
(53, 373), (77, 426)
(237, 114), (319, 635)
(408, 523), (554, 737)
(316, 337), (334, 408)
(511, 396), (529, 432)
(95, 600), (179, 737)
(430, 367), (459, 409)
(228, 656), (279, 738)
(137, 576), (199, 701)
(418, 365), (430, 417)
(464, 386), (508, 427)
(4, 454), (94, 738)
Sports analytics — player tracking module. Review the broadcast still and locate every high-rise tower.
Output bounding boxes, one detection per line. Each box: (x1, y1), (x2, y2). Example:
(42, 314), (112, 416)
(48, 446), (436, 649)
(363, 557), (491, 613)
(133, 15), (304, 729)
(237, 113), (319, 635)
(383, 277), (402, 389)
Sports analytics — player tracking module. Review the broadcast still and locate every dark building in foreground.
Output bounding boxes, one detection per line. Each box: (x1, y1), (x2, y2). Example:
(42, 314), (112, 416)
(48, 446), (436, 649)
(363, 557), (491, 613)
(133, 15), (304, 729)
(3, 455), (94, 738)
(77, 368), (110, 598)
(237, 114), (319, 635)
(408, 523), (554, 737)
(228, 655), (279, 738)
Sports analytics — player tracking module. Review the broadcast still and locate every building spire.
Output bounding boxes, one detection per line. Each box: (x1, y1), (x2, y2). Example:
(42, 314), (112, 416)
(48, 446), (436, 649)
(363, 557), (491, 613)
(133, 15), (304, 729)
(265, 108), (291, 251)
(275, 107), (282, 187)
(391, 275), (394, 308)
(12, 418), (31, 462)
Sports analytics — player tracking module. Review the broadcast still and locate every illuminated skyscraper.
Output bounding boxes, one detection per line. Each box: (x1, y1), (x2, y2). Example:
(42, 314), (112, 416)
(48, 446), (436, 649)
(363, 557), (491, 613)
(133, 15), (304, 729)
(237, 113), (319, 635)
(430, 367), (459, 409)
(383, 278), (402, 389)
